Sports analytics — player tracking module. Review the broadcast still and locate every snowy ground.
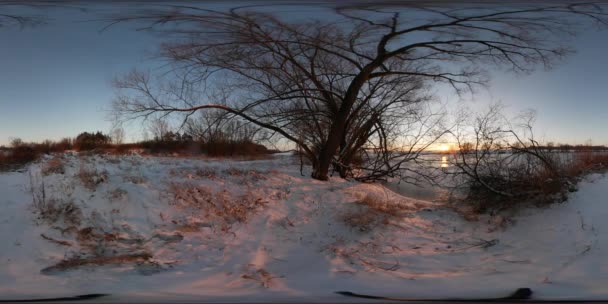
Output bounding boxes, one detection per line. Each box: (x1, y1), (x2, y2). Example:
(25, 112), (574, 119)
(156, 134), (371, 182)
(0, 152), (607, 301)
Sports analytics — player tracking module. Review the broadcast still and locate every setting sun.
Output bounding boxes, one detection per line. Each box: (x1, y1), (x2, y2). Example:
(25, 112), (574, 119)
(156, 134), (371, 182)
(438, 144), (450, 152)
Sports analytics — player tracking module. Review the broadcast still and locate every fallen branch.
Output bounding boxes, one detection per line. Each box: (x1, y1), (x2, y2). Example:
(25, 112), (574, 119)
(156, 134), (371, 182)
(358, 257), (400, 271)
(41, 253), (152, 274)
(40, 233), (72, 247)
(452, 238), (499, 252)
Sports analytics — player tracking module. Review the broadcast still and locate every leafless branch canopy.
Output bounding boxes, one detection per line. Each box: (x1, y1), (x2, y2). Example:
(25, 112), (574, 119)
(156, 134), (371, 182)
(111, 2), (607, 180)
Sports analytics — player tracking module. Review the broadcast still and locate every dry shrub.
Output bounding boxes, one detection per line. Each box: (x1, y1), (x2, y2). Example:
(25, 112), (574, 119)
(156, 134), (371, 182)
(356, 194), (404, 216)
(322, 238), (400, 271)
(224, 168), (269, 182)
(34, 198), (83, 226)
(11, 145), (39, 163)
(29, 171), (83, 226)
(219, 192), (268, 224)
(40, 253), (152, 274)
(40, 233), (72, 247)
(565, 151), (608, 176)
(241, 267), (282, 288)
(78, 162), (108, 191)
(170, 167), (218, 180)
(201, 140), (269, 157)
(464, 152), (608, 214)
(342, 211), (385, 232)
(0, 145), (40, 170)
(107, 143), (144, 155)
(73, 132), (111, 151)
(35, 139), (73, 154)
(123, 175), (147, 184)
(341, 194), (404, 232)
(42, 157), (65, 176)
(140, 140), (194, 155)
(195, 168), (217, 179)
(168, 183), (268, 231)
(108, 188), (128, 201)
(76, 226), (116, 255)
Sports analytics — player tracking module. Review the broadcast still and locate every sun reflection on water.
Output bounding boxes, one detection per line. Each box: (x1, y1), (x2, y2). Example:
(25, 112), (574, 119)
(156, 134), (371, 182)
(441, 156), (449, 168)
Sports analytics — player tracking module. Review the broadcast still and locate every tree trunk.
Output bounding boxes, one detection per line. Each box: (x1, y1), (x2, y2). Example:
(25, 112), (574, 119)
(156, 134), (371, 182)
(309, 63), (379, 181)
(311, 149), (332, 180)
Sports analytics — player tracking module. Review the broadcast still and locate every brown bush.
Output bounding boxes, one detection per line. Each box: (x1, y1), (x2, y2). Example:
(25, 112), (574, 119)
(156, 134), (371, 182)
(10, 145), (39, 164)
(201, 139), (269, 157)
(41, 253), (152, 274)
(341, 194), (404, 232)
(194, 168), (218, 179)
(460, 152), (608, 214)
(140, 140), (194, 155)
(356, 194), (404, 216)
(168, 183), (268, 231)
(0, 138), (75, 170)
(108, 188), (128, 201)
(29, 171), (82, 226)
(107, 143), (144, 155)
(123, 175), (147, 184)
(0, 145), (39, 171)
(342, 211), (384, 232)
(569, 151), (608, 173)
(42, 157), (65, 176)
(224, 168), (269, 181)
(74, 132), (111, 151)
(78, 163), (108, 191)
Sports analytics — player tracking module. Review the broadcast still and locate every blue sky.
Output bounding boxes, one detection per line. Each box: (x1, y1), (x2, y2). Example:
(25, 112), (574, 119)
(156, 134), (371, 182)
(0, 4), (606, 146)
(0, 7), (162, 144)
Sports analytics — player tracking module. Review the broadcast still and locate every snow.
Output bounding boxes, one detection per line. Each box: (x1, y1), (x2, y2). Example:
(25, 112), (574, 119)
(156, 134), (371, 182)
(0, 152), (607, 301)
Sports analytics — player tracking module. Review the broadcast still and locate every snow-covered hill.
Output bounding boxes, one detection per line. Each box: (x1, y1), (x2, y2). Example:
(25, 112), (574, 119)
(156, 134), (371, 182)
(0, 152), (606, 301)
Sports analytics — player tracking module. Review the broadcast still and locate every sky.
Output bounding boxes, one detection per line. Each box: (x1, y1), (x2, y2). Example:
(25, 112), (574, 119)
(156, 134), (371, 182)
(0, 3), (607, 146)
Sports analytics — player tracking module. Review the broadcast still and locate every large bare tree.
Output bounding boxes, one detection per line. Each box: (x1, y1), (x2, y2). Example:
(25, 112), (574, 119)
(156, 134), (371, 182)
(111, 2), (607, 180)
(0, 2), (41, 28)
(0, 1), (76, 28)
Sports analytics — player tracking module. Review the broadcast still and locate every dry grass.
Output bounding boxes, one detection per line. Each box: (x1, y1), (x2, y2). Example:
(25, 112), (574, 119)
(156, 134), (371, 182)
(224, 168), (271, 182)
(123, 175), (147, 184)
(107, 188), (128, 201)
(356, 194), (405, 215)
(241, 267), (282, 288)
(463, 151), (608, 214)
(323, 239), (401, 272)
(40, 233), (73, 246)
(341, 194), (405, 232)
(40, 253), (152, 274)
(342, 211), (386, 232)
(41, 156), (65, 176)
(564, 152), (608, 177)
(0, 146), (40, 171)
(36, 199), (83, 226)
(77, 162), (108, 191)
(168, 183), (268, 231)
(169, 167), (218, 180)
(458, 159), (564, 213)
(195, 168), (218, 179)
(29, 171), (83, 226)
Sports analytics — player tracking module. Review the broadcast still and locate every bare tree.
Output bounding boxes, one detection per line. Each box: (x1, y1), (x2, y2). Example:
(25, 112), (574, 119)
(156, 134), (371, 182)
(147, 117), (171, 142)
(0, 1), (74, 28)
(111, 2), (607, 180)
(0, 2), (39, 28)
(184, 110), (265, 144)
(109, 126), (125, 144)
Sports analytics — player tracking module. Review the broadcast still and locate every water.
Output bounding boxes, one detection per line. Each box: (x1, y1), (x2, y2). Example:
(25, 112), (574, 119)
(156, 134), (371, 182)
(384, 151), (608, 201)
